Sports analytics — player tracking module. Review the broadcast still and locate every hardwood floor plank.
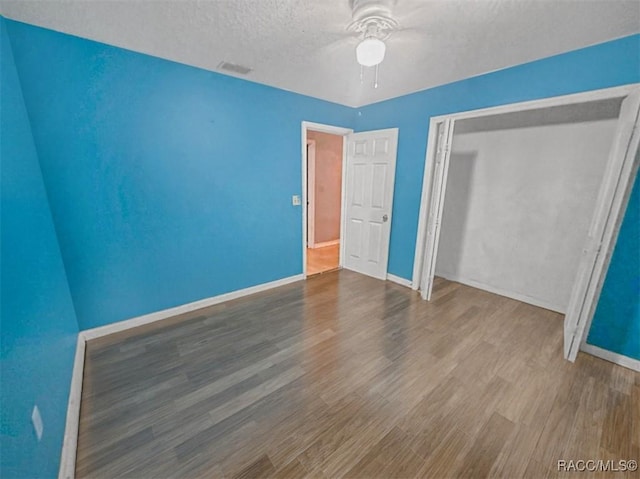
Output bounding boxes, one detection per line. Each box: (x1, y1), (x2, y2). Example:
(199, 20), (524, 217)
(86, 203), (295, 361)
(265, 393), (361, 469)
(416, 426), (474, 478)
(529, 368), (583, 470)
(489, 423), (543, 479)
(451, 375), (513, 439)
(232, 454), (276, 479)
(273, 458), (312, 479)
(75, 427), (154, 476)
(342, 426), (424, 478)
(207, 365), (306, 426)
(294, 393), (392, 475)
(562, 377), (608, 462)
(600, 389), (634, 459)
(456, 411), (515, 478)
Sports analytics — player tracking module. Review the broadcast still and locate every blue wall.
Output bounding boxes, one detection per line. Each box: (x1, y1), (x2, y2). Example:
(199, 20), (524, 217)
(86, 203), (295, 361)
(5, 19), (355, 330)
(1, 18), (79, 478)
(354, 34), (640, 360)
(587, 173), (640, 359)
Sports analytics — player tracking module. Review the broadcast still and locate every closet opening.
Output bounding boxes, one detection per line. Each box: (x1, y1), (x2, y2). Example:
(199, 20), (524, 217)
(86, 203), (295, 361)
(412, 84), (640, 362)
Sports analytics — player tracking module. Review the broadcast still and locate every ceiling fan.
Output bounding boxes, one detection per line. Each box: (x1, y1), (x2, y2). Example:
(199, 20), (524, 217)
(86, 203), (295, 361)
(348, 0), (398, 66)
(314, 0), (426, 90)
(347, 0), (402, 88)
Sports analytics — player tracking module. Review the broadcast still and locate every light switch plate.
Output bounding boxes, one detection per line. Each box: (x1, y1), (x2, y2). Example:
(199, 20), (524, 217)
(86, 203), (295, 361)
(32, 405), (43, 441)
(292, 195), (301, 206)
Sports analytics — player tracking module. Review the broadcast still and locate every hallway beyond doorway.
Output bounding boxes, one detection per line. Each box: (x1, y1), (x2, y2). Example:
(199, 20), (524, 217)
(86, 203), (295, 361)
(307, 244), (339, 276)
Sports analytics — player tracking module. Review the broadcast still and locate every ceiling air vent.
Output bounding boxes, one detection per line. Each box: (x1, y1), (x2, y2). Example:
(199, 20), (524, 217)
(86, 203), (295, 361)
(217, 61), (252, 75)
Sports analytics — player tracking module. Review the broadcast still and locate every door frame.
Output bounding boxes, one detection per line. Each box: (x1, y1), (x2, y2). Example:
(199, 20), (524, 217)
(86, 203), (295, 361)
(306, 139), (317, 248)
(301, 121), (353, 278)
(411, 83), (640, 362)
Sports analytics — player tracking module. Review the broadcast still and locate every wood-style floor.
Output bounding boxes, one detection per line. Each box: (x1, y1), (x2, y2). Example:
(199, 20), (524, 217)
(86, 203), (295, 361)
(307, 244), (340, 276)
(76, 271), (639, 478)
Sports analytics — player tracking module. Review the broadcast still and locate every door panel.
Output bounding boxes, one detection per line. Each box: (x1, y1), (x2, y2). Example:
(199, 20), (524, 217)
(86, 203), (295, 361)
(564, 91), (640, 361)
(343, 128), (399, 280)
(371, 164), (388, 208)
(420, 119), (455, 299)
(347, 219), (363, 258)
(352, 164), (366, 206)
(368, 222), (383, 263)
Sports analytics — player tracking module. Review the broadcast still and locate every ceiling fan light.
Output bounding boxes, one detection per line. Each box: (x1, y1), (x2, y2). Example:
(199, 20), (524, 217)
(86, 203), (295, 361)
(356, 37), (386, 67)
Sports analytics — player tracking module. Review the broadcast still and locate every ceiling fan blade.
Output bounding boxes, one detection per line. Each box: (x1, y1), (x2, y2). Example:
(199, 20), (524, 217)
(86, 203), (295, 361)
(388, 28), (426, 45)
(319, 35), (359, 56)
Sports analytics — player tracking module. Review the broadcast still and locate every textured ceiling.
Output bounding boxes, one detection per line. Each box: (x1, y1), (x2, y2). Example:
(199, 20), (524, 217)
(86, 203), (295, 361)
(1, 0), (639, 107)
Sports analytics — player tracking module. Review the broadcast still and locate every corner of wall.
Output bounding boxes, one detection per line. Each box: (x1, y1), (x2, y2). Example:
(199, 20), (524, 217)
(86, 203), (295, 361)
(3, 16), (80, 332)
(1, 16), (80, 478)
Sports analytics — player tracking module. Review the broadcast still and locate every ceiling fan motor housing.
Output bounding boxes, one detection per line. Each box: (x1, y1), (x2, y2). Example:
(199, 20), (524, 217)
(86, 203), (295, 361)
(348, 0), (398, 40)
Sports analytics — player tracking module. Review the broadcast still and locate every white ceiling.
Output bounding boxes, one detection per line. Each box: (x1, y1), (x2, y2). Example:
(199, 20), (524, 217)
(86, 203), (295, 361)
(2, 0), (639, 107)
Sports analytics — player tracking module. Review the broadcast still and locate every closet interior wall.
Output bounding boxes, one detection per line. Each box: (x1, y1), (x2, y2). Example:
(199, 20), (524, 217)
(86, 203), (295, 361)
(435, 99), (622, 312)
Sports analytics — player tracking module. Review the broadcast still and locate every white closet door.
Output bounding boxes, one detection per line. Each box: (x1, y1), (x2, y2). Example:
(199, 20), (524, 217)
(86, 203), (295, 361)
(420, 119), (455, 300)
(564, 90), (640, 361)
(343, 128), (398, 280)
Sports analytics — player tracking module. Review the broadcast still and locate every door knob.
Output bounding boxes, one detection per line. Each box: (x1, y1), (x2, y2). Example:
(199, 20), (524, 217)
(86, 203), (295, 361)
(383, 214), (389, 222)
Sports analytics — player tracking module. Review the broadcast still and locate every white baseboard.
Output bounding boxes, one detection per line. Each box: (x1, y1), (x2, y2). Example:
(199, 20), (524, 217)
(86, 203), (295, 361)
(386, 273), (412, 288)
(311, 240), (340, 248)
(580, 343), (640, 372)
(436, 272), (565, 314)
(82, 274), (305, 341)
(58, 335), (85, 479)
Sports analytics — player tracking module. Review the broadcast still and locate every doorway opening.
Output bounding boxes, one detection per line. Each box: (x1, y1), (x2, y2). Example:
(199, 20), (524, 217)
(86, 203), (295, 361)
(306, 130), (343, 275)
(412, 84), (640, 363)
(302, 122), (352, 277)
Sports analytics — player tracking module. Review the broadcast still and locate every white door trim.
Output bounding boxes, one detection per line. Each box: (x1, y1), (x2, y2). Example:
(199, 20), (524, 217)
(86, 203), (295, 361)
(301, 121), (353, 278)
(339, 135), (349, 273)
(306, 139), (316, 248)
(412, 83), (640, 364)
(428, 84), (639, 123)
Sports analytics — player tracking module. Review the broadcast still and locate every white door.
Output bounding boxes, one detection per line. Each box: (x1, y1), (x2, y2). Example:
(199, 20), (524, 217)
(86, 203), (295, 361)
(564, 90), (640, 361)
(343, 128), (399, 280)
(419, 119), (455, 300)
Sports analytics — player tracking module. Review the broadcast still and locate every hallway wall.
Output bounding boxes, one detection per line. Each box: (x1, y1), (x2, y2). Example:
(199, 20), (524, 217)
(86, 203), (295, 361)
(308, 130), (343, 244)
